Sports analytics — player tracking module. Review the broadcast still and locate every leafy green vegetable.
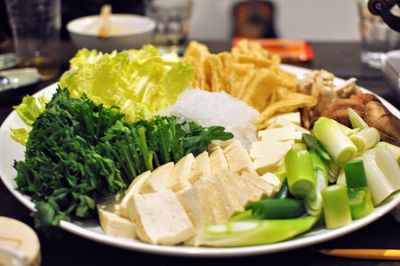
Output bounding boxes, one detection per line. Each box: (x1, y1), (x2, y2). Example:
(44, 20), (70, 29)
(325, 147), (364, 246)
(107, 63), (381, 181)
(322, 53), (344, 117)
(15, 88), (126, 228)
(99, 115), (233, 180)
(59, 46), (193, 122)
(13, 95), (48, 125)
(10, 128), (29, 145)
(15, 88), (233, 228)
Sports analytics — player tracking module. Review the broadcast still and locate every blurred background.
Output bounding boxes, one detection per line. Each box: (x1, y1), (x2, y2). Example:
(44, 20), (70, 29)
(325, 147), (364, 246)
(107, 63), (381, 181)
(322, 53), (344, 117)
(0, 0), (359, 43)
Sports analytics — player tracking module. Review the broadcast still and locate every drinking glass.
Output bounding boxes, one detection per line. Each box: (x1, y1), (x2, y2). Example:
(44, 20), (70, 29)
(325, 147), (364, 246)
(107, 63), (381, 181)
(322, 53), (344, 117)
(5, 0), (61, 79)
(358, 0), (400, 69)
(145, 0), (192, 54)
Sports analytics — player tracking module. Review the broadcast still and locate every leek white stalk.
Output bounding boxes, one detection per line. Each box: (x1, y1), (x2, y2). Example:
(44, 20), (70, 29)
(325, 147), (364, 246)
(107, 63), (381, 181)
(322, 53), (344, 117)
(374, 146), (400, 190)
(350, 127), (380, 153)
(376, 142), (400, 165)
(313, 117), (357, 165)
(339, 123), (360, 136)
(321, 185), (352, 229)
(362, 151), (395, 205)
(328, 161), (341, 183)
(348, 108), (369, 129)
(336, 169), (347, 186)
(285, 148), (316, 199)
(305, 151), (328, 215)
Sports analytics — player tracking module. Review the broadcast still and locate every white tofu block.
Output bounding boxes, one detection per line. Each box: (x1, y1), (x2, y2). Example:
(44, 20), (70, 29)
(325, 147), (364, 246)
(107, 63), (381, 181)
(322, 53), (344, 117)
(268, 118), (310, 134)
(117, 171), (152, 219)
(179, 178), (229, 228)
(223, 141), (256, 175)
(169, 153), (195, 191)
(98, 208), (136, 239)
(209, 146), (229, 175)
(205, 179), (230, 224)
(231, 172), (264, 203)
(260, 172), (281, 193)
(250, 140), (293, 159)
(140, 162), (174, 193)
(208, 140), (235, 151)
(241, 172), (274, 198)
(177, 186), (203, 228)
(268, 112), (301, 126)
(129, 189), (195, 245)
(188, 151), (211, 184)
(212, 172), (244, 217)
(258, 127), (302, 142)
(222, 170), (253, 207)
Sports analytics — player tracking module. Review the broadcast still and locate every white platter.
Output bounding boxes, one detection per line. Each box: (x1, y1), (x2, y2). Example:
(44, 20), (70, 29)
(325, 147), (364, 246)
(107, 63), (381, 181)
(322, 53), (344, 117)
(1, 65), (400, 257)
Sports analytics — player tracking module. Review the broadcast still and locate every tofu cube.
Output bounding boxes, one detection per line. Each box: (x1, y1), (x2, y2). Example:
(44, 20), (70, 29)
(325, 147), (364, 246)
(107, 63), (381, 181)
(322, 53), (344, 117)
(117, 171), (152, 219)
(128, 189), (195, 245)
(209, 146), (229, 175)
(169, 153), (195, 191)
(188, 151), (211, 184)
(224, 141), (256, 174)
(140, 162), (174, 193)
(98, 208), (136, 239)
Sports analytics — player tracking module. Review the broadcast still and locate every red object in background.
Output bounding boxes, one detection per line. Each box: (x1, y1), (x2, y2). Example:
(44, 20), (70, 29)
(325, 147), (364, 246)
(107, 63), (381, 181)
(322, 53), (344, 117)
(232, 38), (314, 62)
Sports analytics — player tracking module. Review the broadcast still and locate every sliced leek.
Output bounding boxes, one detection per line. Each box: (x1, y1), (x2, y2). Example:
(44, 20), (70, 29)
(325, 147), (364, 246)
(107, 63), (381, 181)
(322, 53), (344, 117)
(376, 142), (400, 165)
(344, 160), (368, 188)
(362, 151), (395, 205)
(350, 127), (380, 153)
(348, 188), (374, 219)
(313, 117), (357, 165)
(348, 108), (369, 129)
(375, 146), (400, 190)
(321, 185), (352, 229)
(285, 148), (316, 199)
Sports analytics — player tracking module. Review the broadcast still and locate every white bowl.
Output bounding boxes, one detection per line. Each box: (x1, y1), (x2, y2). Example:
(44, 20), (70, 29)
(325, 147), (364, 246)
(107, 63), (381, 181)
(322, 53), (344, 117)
(67, 14), (156, 52)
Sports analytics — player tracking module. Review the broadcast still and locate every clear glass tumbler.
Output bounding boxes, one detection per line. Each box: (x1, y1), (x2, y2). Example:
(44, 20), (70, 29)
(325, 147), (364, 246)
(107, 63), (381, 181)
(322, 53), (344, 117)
(358, 0), (400, 69)
(145, 0), (192, 54)
(5, 0), (61, 79)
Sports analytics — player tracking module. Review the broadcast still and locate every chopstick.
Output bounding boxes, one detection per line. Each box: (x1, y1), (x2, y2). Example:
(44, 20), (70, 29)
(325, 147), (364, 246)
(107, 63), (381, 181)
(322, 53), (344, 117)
(316, 249), (400, 260)
(98, 4), (112, 39)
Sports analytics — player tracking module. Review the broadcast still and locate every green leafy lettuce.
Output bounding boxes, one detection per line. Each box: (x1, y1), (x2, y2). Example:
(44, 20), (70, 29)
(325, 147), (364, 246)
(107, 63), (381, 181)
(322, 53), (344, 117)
(11, 95), (48, 145)
(59, 46), (193, 121)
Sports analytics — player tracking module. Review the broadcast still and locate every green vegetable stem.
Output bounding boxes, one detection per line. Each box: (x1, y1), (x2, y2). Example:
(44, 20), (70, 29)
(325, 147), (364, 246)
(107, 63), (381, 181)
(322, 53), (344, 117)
(198, 215), (320, 247)
(344, 160), (368, 188)
(313, 117), (357, 165)
(348, 188), (374, 219)
(321, 185), (352, 229)
(251, 198), (306, 219)
(285, 148), (316, 199)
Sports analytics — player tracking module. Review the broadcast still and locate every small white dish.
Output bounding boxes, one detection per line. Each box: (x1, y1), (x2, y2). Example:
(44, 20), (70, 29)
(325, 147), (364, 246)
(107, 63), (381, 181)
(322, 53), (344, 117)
(67, 14), (156, 52)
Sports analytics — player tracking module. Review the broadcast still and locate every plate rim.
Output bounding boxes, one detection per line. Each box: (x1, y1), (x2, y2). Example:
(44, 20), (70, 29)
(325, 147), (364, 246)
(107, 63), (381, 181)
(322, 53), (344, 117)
(1, 64), (400, 257)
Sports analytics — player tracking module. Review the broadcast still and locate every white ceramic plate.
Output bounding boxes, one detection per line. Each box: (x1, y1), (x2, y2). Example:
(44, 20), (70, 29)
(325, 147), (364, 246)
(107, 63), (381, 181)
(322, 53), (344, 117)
(1, 65), (400, 258)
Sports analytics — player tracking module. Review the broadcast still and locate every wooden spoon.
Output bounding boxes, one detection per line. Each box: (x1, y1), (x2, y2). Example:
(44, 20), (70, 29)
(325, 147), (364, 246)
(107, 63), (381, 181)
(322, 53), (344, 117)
(98, 4), (112, 39)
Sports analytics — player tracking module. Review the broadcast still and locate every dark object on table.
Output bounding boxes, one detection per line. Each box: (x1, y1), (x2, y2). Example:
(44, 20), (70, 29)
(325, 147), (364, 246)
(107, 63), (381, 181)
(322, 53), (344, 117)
(0, 68), (42, 102)
(232, 38), (314, 62)
(368, 0), (400, 32)
(232, 0), (277, 38)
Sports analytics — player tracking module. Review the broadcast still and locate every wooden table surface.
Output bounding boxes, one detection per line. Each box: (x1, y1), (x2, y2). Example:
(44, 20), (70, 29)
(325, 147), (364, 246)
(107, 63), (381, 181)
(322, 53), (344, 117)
(1, 41), (400, 266)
